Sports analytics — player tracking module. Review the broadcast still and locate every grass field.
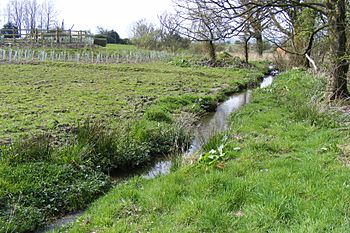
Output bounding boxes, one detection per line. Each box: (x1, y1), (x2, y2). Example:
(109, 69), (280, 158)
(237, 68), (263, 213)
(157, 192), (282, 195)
(58, 70), (350, 232)
(0, 61), (266, 143)
(0, 59), (268, 232)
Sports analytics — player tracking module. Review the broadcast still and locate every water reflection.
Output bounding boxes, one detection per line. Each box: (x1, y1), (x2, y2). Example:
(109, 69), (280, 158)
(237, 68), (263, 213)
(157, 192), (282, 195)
(143, 75), (274, 179)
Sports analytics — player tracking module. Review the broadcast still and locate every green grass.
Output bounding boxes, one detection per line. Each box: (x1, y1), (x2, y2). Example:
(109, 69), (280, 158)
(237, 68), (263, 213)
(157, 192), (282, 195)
(0, 62), (265, 142)
(0, 60), (268, 232)
(59, 70), (350, 232)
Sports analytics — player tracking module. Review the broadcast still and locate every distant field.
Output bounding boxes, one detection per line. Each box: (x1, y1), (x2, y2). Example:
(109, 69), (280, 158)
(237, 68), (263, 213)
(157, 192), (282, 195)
(0, 61), (265, 142)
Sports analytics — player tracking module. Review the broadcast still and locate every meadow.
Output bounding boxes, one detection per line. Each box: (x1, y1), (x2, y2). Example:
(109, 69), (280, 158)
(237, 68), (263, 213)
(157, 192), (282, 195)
(0, 51), (268, 232)
(0, 61), (266, 143)
(59, 70), (350, 233)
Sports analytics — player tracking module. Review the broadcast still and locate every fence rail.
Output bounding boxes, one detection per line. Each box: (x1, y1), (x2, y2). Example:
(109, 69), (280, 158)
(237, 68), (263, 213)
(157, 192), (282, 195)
(0, 28), (93, 46)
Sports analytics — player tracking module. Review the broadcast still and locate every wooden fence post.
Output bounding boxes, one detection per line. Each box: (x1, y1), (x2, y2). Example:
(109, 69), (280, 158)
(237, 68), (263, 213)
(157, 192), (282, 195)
(56, 28), (60, 44)
(69, 29), (72, 43)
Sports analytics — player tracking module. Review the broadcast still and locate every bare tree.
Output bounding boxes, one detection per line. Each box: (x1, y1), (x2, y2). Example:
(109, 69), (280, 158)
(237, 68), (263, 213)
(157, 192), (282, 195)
(174, 0), (237, 64)
(7, 0), (25, 35)
(158, 12), (191, 52)
(40, 0), (57, 31)
(23, 0), (40, 33)
(197, 0), (349, 99)
(159, 12), (181, 37)
(239, 0), (268, 57)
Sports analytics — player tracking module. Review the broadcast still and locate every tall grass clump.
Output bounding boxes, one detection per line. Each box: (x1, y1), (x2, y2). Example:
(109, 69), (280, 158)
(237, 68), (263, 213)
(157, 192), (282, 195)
(4, 134), (52, 164)
(74, 122), (151, 173)
(275, 70), (340, 128)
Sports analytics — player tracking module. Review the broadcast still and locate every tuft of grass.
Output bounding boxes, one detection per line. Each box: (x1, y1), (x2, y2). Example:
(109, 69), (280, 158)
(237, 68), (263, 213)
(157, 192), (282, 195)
(144, 107), (173, 123)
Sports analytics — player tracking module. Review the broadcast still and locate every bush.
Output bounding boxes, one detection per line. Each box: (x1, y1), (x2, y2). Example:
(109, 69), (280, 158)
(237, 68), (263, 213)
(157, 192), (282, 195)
(170, 58), (192, 67)
(94, 35), (107, 47)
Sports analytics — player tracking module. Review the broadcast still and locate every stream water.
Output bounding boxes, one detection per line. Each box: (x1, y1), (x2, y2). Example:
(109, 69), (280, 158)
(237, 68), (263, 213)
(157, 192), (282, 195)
(39, 71), (277, 232)
(143, 72), (276, 179)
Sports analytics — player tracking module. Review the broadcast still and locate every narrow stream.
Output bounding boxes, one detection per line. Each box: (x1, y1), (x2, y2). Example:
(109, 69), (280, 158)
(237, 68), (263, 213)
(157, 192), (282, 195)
(143, 72), (276, 179)
(39, 70), (277, 232)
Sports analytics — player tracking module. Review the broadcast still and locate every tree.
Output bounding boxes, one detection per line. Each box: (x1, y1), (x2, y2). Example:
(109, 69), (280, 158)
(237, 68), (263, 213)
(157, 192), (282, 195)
(174, 0), (236, 64)
(158, 12), (191, 52)
(39, 0), (58, 31)
(198, 0), (350, 99)
(131, 19), (161, 50)
(96, 27), (125, 44)
(23, 0), (40, 33)
(4, 0), (59, 32)
(239, 0), (268, 56)
(6, 0), (25, 36)
(1, 22), (19, 38)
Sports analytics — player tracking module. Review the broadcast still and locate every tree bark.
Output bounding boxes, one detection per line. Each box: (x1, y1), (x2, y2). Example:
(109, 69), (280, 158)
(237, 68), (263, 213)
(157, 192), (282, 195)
(207, 40), (216, 65)
(326, 0), (349, 100)
(255, 33), (264, 57)
(244, 38), (249, 63)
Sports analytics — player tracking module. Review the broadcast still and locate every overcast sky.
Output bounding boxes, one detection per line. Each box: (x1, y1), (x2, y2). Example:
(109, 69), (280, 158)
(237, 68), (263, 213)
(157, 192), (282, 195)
(0, 0), (175, 38)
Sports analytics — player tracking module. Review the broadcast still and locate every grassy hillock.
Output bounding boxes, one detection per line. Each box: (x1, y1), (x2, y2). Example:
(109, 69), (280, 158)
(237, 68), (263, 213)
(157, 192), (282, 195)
(60, 70), (350, 232)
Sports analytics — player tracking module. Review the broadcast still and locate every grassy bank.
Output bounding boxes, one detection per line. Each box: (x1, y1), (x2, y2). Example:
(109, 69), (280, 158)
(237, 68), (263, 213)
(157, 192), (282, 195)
(60, 70), (350, 232)
(0, 61), (267, 232)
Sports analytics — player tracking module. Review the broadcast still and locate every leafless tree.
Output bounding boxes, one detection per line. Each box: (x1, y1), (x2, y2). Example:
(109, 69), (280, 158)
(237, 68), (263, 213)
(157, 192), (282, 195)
(23, 0), (40, 32)
(158, 12), (191, 52)
(174, 0), (239, 64)
(240, 0), (268, 56)
(4, 0), (58, 33)
(6, 0), (25, 35)
(40, 0), (58, 31)
(193, 0), (350, 99)
(159, 12), (181, 37)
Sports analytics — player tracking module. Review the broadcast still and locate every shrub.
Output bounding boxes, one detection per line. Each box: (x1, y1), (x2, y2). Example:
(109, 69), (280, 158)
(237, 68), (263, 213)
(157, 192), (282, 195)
(170, 58), (192, 67)
(94, 34), (107, 47)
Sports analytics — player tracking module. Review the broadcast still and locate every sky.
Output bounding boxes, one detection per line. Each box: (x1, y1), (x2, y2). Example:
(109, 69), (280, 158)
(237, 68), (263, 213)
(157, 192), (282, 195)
(0, 0), (175, 38)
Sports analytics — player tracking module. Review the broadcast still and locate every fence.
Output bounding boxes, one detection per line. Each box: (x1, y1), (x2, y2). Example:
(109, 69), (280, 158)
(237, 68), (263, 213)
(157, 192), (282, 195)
(0, 28), (93, 46)
(0, 48), (173, 64)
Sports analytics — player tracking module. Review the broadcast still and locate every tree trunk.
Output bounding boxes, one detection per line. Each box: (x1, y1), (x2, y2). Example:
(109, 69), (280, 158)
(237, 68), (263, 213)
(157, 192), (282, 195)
(244, 39), (249, 63)
(327, 0), (349, 100)
(207, 40), (216, 65)
(255, 33), (264, 57)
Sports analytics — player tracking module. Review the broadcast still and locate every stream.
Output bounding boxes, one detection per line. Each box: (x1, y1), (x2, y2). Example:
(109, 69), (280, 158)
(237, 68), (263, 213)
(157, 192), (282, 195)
(143, 71), (277, 179)
(38, 70), (277, 232)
